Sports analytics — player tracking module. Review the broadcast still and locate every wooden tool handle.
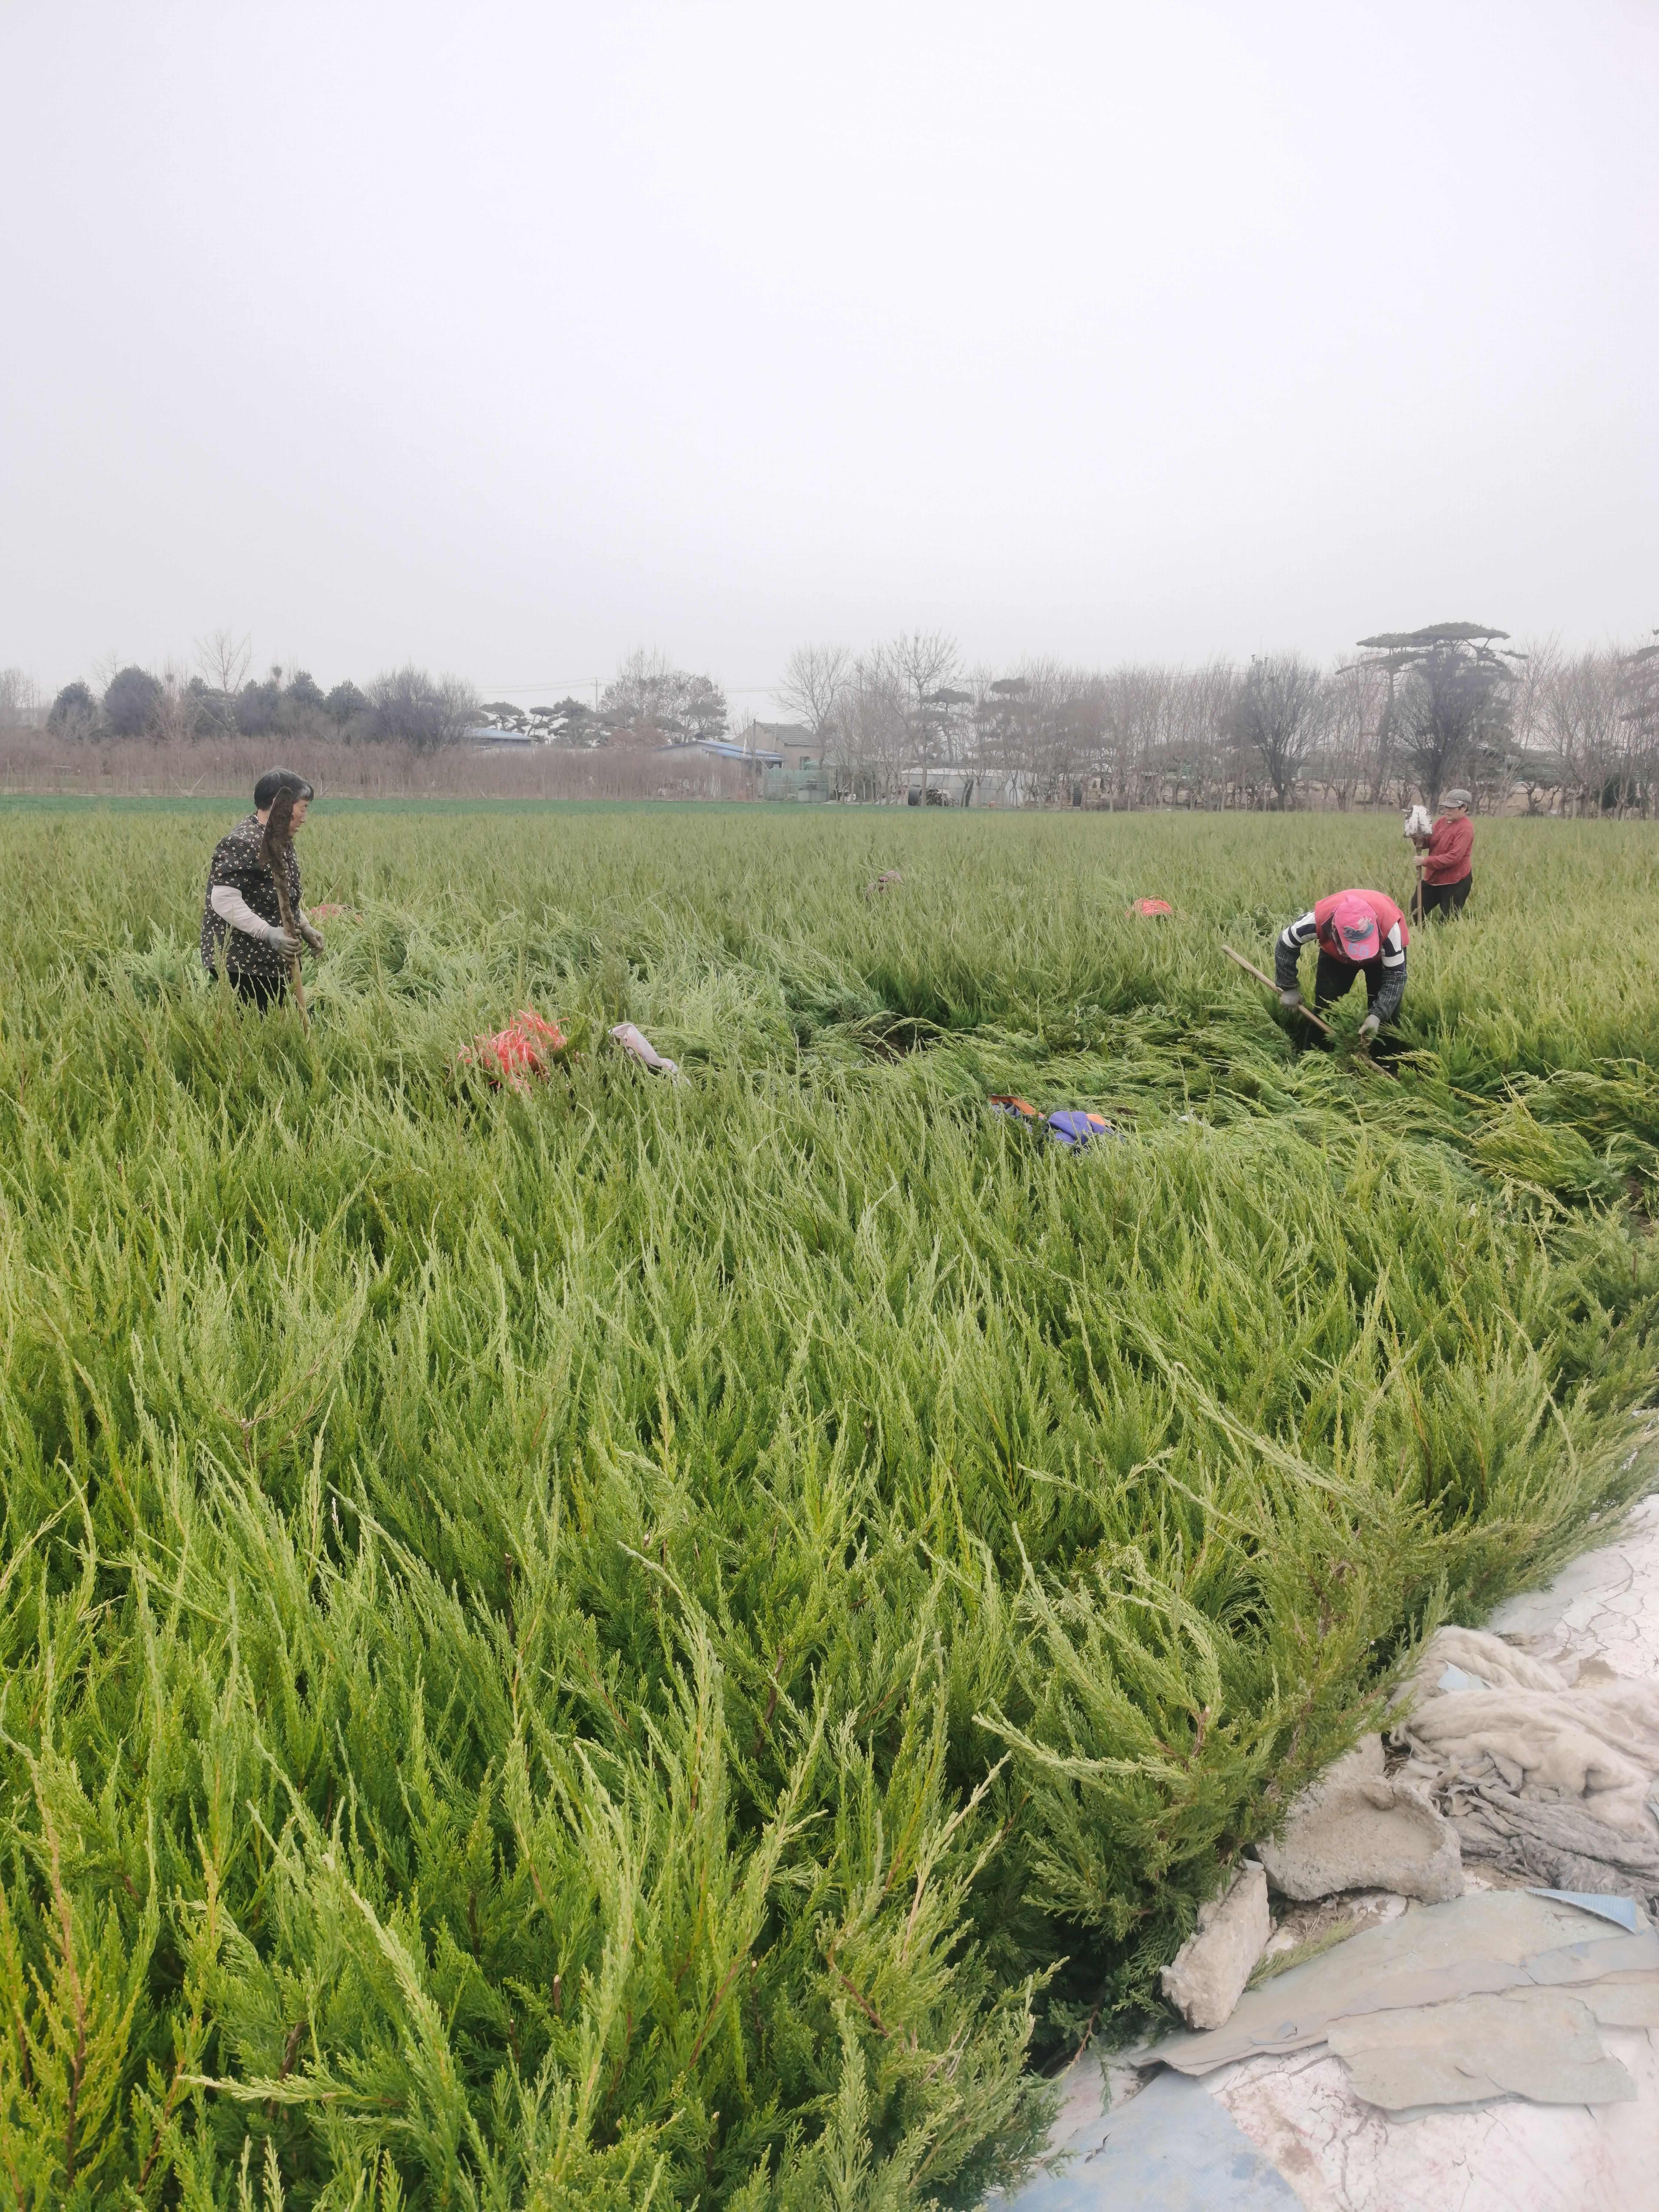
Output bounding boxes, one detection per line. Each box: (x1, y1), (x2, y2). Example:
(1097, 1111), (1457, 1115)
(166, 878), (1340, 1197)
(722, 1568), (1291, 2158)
(1222, 943), (1335, 1037)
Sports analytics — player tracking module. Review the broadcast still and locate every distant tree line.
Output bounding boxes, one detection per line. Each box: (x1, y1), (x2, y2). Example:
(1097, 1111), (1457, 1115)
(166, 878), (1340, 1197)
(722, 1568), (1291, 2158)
(11, 621), (1657, 813)
(25, 636), (737, 759)
(35, 633), (481, 754)
(774, 623), (1659, 814)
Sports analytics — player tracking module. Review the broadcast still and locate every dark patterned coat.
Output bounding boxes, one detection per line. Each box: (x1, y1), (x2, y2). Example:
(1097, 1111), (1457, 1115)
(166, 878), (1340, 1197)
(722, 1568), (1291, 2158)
(199, 814), (302, 982)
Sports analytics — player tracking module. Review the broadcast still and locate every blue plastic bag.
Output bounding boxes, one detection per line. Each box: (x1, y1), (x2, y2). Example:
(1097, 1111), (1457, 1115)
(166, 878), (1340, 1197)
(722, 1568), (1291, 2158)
(1046, 1110), (1119, 1149)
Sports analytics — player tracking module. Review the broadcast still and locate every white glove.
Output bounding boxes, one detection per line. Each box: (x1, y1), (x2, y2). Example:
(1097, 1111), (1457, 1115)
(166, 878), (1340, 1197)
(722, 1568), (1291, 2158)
(1359, 1014), (1381, 1041)
(610, 1022), (681, 1078)
(212, 882), (297, 951)
(298, 917), (325, 954)
(1279, 989), (1303, 1010)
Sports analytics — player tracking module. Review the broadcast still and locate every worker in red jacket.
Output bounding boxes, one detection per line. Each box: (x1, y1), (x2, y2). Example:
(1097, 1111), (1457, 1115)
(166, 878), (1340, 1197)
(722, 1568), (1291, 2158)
(1412, 789), (1474, 922)
(1275, 888), (1408, 1043)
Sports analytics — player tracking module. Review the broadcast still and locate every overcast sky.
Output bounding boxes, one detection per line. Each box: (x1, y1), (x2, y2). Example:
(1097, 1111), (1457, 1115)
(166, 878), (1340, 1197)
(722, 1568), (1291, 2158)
(3, 0), (1655, 707)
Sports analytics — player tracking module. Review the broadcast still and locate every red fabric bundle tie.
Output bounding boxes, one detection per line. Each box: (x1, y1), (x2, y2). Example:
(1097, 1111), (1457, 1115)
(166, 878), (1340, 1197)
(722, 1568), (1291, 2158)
(462, 1010), (567, 1093)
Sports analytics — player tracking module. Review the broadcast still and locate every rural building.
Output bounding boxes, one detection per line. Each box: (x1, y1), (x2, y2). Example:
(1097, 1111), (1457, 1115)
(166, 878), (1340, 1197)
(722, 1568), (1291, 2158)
(746, 721), (819, 770)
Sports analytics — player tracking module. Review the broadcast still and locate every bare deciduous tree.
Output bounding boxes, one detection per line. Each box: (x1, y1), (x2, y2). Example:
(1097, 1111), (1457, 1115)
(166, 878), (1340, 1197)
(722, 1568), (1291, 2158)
(196, 628), (252, 695)
(191, 629), (252, 734)
(1617, 635), (1659, 816)
(1320, 658), (1388, 811)
(835, 647), (909, 799)
(1530, 643), (1635, 814)
(0, 669), (42, 728)
(777, 643), (852, 739)
(149, 661), (204, 744)
(600, 649), (727, 745)
(1234, 652), (1326, 810)
(891, 631), (959, 799)
(602, 646), (677, 737)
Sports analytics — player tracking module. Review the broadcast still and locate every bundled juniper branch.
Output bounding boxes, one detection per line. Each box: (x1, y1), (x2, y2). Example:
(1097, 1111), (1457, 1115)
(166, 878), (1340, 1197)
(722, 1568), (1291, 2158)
(259, 785), (308, 1024)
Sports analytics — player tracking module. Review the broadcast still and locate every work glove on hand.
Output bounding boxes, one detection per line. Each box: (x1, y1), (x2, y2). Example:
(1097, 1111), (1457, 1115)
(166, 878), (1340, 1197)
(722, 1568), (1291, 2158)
(1279, 988), (1303, 1010)
(298, 918), (325, 955)
(1359, 1014), (1381, 1042)
(263, 920), (303, 955)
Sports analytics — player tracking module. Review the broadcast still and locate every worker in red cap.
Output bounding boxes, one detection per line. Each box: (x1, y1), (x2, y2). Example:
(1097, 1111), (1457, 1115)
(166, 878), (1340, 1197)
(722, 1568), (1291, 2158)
(1274, 888), (1408, 1043)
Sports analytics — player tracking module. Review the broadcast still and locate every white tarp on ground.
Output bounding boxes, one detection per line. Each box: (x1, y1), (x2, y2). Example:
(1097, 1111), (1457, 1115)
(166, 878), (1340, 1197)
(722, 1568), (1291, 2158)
(1145, 1889), (1659, 2076)
(1000, 1491), (1659, 2212)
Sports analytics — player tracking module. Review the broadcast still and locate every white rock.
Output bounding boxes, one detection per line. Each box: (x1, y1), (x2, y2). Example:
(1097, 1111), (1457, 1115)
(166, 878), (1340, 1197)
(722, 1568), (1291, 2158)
(1161, 1860), (1271, 2030)
(1258, 1735), (1463, 1904)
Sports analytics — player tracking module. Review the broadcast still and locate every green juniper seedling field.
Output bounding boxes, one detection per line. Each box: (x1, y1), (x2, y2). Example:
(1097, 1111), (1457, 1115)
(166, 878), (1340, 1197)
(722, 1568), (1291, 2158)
(3, 803), (1659, 2209)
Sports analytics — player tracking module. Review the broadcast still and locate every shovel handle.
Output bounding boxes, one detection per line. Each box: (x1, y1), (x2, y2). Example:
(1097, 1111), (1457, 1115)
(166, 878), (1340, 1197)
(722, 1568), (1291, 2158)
(1222, 944), (1335, 1037)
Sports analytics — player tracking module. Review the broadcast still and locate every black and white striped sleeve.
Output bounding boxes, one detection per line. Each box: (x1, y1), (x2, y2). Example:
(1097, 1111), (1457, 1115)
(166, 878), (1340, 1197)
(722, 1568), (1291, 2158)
(1372, 919), (1407, 1023)
(1275, 911), (1318, 992)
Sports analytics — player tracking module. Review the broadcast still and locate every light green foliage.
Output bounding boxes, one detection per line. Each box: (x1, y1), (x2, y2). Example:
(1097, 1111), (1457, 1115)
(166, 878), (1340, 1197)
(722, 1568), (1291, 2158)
(1, 801), (1657, 2206)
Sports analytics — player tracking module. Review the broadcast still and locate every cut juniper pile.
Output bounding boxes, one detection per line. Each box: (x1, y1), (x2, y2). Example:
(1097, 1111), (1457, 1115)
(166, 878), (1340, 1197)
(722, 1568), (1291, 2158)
(2, 803), (1657, 2208)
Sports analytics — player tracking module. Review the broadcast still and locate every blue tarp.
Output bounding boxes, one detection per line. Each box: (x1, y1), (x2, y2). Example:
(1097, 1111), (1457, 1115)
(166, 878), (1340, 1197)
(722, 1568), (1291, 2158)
(1004, 2063), (1302, 2211)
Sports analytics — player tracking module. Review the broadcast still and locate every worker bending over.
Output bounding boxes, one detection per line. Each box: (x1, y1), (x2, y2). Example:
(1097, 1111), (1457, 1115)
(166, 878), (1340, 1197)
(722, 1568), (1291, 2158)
(200, 767), (324, 1007)
(1412, 789), (1474, 922)
(1275, 888), (1408, 1044)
